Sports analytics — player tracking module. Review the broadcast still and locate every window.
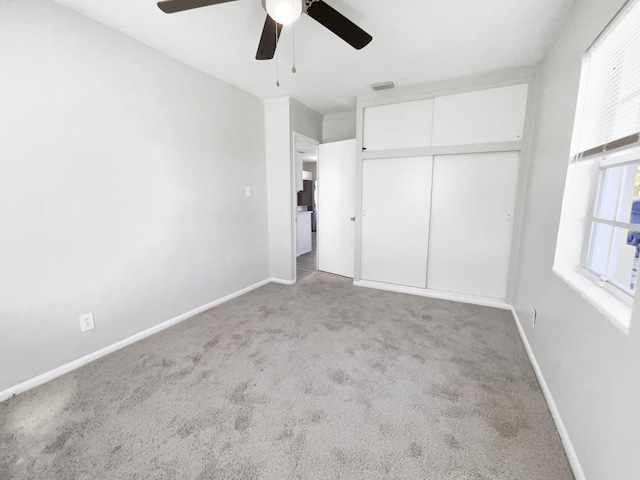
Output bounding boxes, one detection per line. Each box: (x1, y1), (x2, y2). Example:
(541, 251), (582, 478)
(583, 152), (640, 301)
(573, 0), (640, 302)
(574, 0), (640, 155)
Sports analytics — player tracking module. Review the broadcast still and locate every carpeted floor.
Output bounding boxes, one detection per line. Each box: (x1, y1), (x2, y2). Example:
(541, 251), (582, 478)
(0, 272), (574, 479)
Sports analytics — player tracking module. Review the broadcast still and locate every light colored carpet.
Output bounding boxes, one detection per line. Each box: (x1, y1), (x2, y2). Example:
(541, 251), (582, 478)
(0, 272), (573, 479)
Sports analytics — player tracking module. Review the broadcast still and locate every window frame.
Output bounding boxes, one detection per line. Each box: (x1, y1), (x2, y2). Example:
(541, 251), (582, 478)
(572, 0), (640, 301)
(554, 0), (640, 333)
(580, 143), (640, 304)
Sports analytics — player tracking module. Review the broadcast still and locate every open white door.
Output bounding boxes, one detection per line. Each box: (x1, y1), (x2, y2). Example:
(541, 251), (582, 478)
(318, 139), (356, 278)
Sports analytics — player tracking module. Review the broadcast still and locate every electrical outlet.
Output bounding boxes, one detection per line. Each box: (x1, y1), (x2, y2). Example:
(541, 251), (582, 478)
(531, 308), (537, 327)
(79, 312), (95, 332)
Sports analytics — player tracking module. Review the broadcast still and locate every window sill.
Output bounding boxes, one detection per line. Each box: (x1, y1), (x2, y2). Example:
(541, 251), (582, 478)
(553, 267), (631, 334)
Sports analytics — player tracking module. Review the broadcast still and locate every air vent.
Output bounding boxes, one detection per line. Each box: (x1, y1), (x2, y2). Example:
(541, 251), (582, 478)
(371, 81), (395, 91)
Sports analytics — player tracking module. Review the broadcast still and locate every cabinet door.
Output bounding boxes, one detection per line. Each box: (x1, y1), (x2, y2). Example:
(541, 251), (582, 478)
(360, 156), (433, 288)
(362, 99), (434, 151)
(427, 152), (519, 299)
(432, 84), (528, 146)
(296, 213), (312, 256)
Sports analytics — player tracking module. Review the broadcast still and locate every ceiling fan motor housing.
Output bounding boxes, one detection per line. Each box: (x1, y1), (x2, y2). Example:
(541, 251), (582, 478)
(158, 0), (372, 60)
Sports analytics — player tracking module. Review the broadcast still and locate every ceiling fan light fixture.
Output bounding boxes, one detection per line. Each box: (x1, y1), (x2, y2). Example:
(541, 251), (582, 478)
(265, 0), (302, 25)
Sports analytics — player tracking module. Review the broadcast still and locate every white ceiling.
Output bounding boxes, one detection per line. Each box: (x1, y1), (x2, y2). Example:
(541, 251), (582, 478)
(52, 0), (575, 115)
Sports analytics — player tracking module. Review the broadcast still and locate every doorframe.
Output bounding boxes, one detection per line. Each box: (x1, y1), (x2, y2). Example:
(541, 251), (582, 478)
(291, 131), (320, 283)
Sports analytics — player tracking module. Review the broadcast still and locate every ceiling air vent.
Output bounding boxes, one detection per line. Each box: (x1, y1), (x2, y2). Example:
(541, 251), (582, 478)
(371, 81), (395, 91)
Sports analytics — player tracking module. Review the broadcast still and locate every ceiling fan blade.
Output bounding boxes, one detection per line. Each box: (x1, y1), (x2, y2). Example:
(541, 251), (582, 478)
(305, 0), (372, 50)
(256, 15), (283, 60)
(157, 0), (239, 14)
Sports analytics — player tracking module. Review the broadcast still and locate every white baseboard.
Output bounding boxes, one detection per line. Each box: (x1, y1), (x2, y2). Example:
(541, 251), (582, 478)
(0, 278), (273, 403)
(510, 307), (586, 480)
(353, 280), (511, 310)
(270, 278), (296, 285)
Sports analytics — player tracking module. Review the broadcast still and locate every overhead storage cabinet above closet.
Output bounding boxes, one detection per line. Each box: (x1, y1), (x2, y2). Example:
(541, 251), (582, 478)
(362, 84), (528, 151)
(357, 82), (530, 303)
(362, 99), (434, 151)
(432, 84), (528, 146)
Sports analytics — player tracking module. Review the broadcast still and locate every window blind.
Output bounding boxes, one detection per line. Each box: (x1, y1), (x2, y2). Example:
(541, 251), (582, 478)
(577, 0), (640, 156)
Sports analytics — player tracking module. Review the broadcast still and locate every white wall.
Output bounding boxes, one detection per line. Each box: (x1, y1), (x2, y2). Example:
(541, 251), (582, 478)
(322, 111), (356, 143)
(290, 99), (323, 142)
(0, 0), (270, 392)
(513, 0), (640, 478)
(264, 97), (294, 281)
(264, 97), (322, 282)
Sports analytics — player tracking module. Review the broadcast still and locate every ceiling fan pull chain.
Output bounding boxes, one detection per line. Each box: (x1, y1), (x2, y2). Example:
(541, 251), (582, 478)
(291, 0), (297, 73)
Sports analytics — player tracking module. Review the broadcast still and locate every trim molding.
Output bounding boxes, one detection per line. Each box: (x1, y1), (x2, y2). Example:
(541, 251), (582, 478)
(0, 278), (273, 402)
(353, 280), (511, 310)
(509, 307), (586, 480)
(270, 278), (296, 285)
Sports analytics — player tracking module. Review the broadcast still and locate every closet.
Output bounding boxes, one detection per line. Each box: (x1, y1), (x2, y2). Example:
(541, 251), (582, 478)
(357, 83), (528, 301)
(360, 156), (433, 288)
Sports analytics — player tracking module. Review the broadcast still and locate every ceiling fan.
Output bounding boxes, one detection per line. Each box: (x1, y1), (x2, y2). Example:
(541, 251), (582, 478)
(156, 0), (373, 60)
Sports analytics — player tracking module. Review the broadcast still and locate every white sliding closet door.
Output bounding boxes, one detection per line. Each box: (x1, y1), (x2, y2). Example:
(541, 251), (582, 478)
(427, 152), (519, 299)
(361, 156), (433, 288)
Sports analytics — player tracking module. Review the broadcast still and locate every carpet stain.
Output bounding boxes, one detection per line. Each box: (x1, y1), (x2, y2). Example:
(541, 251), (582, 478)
(277, 427), (294, 441)
(164, 365), (195, 384)
(371, 361), (387, 374)
(230, 381), (251, 404)
(203, 335), (222, 351)
(331, 448), (348, 465)
(429, 383), (462, 402)
(489, 417), (527, 439)
(227, 460), (261, 479)
(44, 429), (73, 454)
(328, 369), (351, 385)
(355, 393), (372, 410)
(323, 323), (341, 331)
(231, 333), (251, 348)
(408, 442), (423, 458)
(177, 422), (196, 439)
(293, 431), (306, 451)
(411, 353), (427, 364)
(444, 433), (461, 450)
(234, 412), (251, 432)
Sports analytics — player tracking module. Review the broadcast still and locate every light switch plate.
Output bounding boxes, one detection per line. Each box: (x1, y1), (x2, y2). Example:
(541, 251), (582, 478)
(245, 186), (252, 197)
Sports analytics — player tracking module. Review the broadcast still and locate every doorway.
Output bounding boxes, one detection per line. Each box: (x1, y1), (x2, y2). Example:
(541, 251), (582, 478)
(293, 133), (319, 281)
